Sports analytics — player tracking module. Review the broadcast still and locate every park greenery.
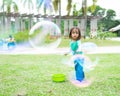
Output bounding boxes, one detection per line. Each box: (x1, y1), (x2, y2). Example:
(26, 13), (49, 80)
(59, 38), (120, 47)
(11, 6), (120, 43)
(0, 0), (120, 40)
(0, 54), (120, 96)
(0, 1), (120, 95)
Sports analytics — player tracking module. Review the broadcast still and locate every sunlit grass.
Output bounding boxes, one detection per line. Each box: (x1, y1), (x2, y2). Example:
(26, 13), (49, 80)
(0, 54), (120, 96)
(59, 37), (120, 47)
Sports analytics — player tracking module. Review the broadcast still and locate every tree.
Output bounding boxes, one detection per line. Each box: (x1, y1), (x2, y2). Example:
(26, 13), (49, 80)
(101, 9), (116, 31)
(36, 0), (53, 15)
(21, 0), (33, 14)
(53, 0), (72, 16)
(1, 0), (18, 13)
(88, 5), (106, 16)
(0, 0), (18, 34)
(105, 9), (116, 20)
(66, 0), (72, 16)
(89, 0), (97, 14)
(52, 0), (59, 13)
(73, 4), (78, 16)
(82, 0), (87, 16)
(81, 0), (87, 38)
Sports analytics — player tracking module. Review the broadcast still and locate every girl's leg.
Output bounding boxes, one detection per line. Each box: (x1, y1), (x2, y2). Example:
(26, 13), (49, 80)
(74, 58), (84, 82)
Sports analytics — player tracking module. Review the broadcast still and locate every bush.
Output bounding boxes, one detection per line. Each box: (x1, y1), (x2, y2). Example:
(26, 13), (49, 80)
(13, 30), (29, 43)
(97, 31), (117, 40)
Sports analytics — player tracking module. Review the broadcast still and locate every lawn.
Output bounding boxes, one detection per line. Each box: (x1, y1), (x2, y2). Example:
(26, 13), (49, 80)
(0, 54), (120, 96)
(59, 38), (120, 47)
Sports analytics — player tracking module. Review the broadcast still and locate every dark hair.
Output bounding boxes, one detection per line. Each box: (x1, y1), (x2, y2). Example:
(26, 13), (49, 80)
(69, 27), (81, 40)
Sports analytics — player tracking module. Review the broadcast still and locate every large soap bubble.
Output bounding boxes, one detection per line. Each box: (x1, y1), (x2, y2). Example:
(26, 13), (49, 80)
(81, 42), (97, 52)
(29, 20), (61, 49)
(62, 54), (98, 72)
(63, 54), (98, 87)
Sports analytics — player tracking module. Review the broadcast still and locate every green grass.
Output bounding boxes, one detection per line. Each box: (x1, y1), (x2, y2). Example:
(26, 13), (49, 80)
(59, 38), (120, 47)
(0, 54), (120, 96)
(82, 38), (120, 47)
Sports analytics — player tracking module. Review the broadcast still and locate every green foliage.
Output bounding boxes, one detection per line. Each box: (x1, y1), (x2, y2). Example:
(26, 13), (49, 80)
(88, 5), (106, 16)
(89, 0), (98, 14)
(13, 30), (29, 43)
(61, 20), (64, 35)
(53, 0), (59, 12)
(2, 0), (18, 13)
(90, 4), (96, 13)
(13, 29), (119, 47)
(24, 19), (29, 30)
(118, 31), (120, 37)
(59, 37), (69, 47)
(106, 9), (116, 20)
(97, 31), (117, 40)
(66, 0), (72, 15)
(73, 4), (78, 16)
(97, 10), (119, 33)
(73, 20), (78, 26)
(29, 26), (42, 39)
(44, 34), (57, 44)
(12, 2), (18, 12)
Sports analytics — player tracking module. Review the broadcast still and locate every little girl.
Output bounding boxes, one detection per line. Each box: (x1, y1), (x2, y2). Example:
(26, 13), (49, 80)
(65, 27), (85, 82)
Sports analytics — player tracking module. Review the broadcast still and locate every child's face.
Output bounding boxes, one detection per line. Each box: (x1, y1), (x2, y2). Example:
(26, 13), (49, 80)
(71, 29), (79, 40)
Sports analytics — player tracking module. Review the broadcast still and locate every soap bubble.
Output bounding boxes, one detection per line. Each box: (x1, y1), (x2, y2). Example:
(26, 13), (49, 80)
(29, 20), (61, 49)
(66, 55), (98, 87)
(62, 54), (98, 72)
(81, 42), (97, 52)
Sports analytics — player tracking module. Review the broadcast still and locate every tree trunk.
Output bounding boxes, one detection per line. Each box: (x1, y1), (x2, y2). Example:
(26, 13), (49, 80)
(82, 0), (87, 38)
(58, 0), (61, 28)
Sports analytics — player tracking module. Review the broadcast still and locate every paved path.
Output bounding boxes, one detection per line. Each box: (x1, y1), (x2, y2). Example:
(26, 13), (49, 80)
(0, 37), (120, 55)
(86, 46), (120, 54)
(0, 46), (120, 55)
